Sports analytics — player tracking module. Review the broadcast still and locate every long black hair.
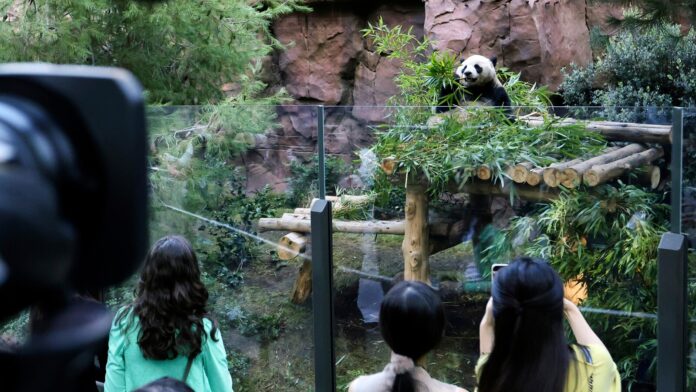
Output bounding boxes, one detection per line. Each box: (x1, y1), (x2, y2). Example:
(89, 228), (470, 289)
(478, 257), (570, 392)
(120, 235), (216, 360)
(380, 280), (445, 392)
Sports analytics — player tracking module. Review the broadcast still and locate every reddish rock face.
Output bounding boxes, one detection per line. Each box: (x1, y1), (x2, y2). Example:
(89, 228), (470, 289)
(245, 0), (625, 193)
(425, 0), (620, 90)
(274, 11), (363, 104)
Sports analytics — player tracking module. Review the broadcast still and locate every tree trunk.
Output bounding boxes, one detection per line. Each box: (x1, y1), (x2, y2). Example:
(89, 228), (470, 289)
(402, 184), (430, 283)
(562, 144), (646, 188)
(583, 148), (664, 187)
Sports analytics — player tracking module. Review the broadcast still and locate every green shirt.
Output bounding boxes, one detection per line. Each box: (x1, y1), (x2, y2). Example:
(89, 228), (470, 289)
(475, 344), (621, 392)
(104, 309), (233, 392)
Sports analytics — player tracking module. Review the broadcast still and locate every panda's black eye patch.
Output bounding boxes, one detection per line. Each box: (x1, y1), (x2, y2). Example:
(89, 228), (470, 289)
(474, 64), (482, 73)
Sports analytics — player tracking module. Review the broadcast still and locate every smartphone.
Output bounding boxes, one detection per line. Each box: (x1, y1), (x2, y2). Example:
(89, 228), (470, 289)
(491, 264), (508, 283)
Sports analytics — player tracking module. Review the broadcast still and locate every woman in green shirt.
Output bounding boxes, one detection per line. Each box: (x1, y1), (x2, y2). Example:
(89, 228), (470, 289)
(104, 235), (233, 392)
(476, 257), (620, 392)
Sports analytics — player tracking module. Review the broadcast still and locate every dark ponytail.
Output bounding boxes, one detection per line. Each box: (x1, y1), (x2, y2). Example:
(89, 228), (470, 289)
(391, 373), (416, 392)
(478, 257), (570, 392)
(380, 280), (445, 392)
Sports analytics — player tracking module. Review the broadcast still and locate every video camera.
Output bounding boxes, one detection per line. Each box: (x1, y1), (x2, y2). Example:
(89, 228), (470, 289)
(0, 64), (147, 391)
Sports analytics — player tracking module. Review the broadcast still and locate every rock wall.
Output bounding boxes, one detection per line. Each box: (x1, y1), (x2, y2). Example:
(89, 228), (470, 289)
(243, 0), (622, 193)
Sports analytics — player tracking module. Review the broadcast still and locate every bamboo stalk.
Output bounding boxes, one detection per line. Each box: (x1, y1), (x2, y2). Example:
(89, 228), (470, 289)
(583, 148), (664, 187)
(561, 144), (646, 188)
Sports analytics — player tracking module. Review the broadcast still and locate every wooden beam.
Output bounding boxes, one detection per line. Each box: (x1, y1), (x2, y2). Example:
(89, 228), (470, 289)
(402, 183), (430, 283)
(519, 116), (672, 144)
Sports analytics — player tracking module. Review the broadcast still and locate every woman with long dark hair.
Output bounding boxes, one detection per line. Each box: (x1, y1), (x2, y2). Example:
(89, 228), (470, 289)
(477, 257), (620, 392)
(349, 280), (468, 392)
(104, 235), (232, 392)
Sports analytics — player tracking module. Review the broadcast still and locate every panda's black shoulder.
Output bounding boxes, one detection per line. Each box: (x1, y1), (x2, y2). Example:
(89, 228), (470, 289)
(491, 85), (511, 107)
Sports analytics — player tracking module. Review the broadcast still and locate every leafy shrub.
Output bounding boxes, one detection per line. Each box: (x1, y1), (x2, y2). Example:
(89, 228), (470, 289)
(287, 155), (348, 206)
(561, 22), (696, 119)
(481, 184), (675, 387)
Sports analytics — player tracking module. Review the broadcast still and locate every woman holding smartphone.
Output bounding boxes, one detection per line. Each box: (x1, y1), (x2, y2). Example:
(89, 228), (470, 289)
(476, 257), (620, 392)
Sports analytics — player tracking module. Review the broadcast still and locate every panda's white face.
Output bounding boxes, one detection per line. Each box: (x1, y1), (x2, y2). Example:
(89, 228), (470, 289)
(455, 55), (497, 87)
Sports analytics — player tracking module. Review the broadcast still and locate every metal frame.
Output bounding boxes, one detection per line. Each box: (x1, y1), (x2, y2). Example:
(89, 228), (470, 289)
(317, 105), (326, 200)
(657, 232), (688, 392)
(671, 108), (684, 234)
(311, 199), (335, 391)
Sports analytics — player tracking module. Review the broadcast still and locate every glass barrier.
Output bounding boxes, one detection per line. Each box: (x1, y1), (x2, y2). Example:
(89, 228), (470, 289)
(323, 105), (674, 391)
(683, 107), (696, 387)
(143, 104), (318, 390)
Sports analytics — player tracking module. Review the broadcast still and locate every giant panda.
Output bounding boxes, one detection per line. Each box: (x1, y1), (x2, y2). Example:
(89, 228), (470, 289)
(436, 54), (511, 113)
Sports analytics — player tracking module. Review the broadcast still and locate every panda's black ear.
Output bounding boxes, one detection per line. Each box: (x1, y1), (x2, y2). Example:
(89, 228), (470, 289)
(490, 56), (498, 67)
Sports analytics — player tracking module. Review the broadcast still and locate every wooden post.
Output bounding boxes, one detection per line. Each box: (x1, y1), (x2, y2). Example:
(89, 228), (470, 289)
(402, 184), (430, 283)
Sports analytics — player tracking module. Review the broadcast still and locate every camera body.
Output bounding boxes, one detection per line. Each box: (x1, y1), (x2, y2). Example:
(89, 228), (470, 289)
(0, 64), (147, 391)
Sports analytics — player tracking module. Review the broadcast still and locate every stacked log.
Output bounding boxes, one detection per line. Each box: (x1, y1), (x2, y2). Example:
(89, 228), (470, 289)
(560, 144), (646, 188)
(583, 148), (664, 187)
(519, 116), (672, 144)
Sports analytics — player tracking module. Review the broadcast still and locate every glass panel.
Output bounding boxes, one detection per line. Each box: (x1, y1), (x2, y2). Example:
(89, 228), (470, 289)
(683, 107), (696, 387)
(325, 105), (671, 391)
(141, 104), (317, 390)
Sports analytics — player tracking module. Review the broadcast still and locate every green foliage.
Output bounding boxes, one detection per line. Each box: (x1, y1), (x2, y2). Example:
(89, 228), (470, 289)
(364, 21), (590, 195)
(229, 309), (285, 342)
(589, 1), (696, 27)
(363, 17), (554, 110)
(481, 184), (674, 386)
(561, 21), (696, 119)
(0, 0), (308, 104)
(287, 155), (348, 206)
(373, 110), (606, 195)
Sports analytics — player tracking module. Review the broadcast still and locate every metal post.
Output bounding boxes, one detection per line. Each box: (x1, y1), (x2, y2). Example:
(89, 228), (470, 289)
(657, 232), (687, 392)
(671, 108), (683, 234)
(311, 199), (335, 391)
(317, 105), (326, 200)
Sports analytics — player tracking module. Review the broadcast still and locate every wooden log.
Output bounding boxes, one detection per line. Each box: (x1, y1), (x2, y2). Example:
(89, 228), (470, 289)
(641, 165), (662, 190)
(381, 156), (398, 175)
(561, 144), (646, 188)
(448, 180), (558, 202)
(509, 162), (534, 184)
(526, 168), (544, 186)
(291, 259), (312, 304)
(543, 158), (585, 188)
(519, 116), (672, 144)
(476, 165), (492, 180)
(402, 184), (430, 283)
(258, 216), (455, 235)
(277, 232), (307, 260)
(583, 148), (664, 187)
(293, 208), (310, 215)
(258, 214), (406, 234)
